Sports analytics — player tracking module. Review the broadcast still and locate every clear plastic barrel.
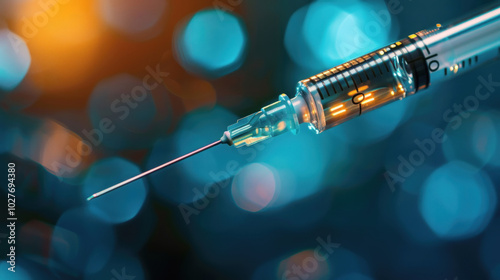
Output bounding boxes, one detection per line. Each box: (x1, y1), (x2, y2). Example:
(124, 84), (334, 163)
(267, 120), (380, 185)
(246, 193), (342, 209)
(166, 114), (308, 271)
(296, 43), (419, 133)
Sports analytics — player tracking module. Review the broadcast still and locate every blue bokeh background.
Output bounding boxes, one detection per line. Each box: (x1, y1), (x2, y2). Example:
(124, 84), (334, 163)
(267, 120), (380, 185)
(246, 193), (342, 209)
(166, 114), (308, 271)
(1, 0), (500, 279)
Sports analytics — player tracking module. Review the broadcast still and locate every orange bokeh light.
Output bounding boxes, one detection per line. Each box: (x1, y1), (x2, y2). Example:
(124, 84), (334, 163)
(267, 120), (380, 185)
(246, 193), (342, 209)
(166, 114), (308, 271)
(10, 0), (104, 93)
(10, 118), (95, 180)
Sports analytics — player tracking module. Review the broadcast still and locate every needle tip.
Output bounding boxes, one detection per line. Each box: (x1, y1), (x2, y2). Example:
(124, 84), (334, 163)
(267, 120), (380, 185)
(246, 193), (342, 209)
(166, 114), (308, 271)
(86, 194), (95, 201)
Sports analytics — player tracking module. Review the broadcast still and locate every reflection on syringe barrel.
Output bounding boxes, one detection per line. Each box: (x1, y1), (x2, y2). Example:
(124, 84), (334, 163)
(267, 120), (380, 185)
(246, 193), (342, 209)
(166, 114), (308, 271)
(297, 6), (500, 134)
(296, 37), (425, 133)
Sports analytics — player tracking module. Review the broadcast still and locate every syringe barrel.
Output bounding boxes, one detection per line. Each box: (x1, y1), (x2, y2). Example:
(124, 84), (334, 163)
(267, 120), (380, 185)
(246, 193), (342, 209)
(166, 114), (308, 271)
(297, 6), (500, 133)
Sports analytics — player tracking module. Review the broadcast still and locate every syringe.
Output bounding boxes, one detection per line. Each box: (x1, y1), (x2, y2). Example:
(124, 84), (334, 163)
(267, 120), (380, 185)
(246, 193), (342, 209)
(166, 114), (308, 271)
(88, 5), (500, 201)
